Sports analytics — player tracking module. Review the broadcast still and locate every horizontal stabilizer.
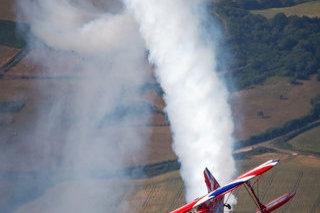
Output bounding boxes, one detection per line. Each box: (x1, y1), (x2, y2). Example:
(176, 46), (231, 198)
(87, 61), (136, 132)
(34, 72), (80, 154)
(256, 192), (296, 213)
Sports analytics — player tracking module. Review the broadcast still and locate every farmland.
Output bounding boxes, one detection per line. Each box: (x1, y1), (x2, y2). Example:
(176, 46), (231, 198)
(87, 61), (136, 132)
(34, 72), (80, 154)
(127, 153), (320, 213)
(288, 126), (320, 154)
(3, 151), (320, 212)
(251, 1), (320, 18)
(0, 0), (15, 21)
(129, 171), (185, 213)
(233, 153), (320, 212)
(1, 0), (320, 212)
(0, 46), (20, 68)
(230, 76), (320, 141)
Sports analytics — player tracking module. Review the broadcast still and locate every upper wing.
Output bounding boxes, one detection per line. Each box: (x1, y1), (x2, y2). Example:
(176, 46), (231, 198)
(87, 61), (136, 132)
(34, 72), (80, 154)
(235, 159), (280, 180)
(193, 159), (280, 207)
(169, 159), (279, 213)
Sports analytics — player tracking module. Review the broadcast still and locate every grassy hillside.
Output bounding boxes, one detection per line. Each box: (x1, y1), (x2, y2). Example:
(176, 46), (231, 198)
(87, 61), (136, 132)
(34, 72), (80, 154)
(288, 126), (320, 153)
(251, 1), (320, 18)
(218, 0), (315, 10)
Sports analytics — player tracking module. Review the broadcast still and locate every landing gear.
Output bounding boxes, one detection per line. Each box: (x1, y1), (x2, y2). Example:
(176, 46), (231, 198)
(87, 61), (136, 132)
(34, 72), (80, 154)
(224, 203), (231, 209)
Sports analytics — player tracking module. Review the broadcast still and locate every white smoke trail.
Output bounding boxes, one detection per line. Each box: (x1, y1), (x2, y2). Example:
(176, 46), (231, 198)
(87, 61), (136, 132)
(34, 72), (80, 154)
(125, 0), (236, 203)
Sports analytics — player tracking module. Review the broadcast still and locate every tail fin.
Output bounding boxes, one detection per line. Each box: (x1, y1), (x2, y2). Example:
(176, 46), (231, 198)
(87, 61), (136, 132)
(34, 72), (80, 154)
(204, 167), (220, 193)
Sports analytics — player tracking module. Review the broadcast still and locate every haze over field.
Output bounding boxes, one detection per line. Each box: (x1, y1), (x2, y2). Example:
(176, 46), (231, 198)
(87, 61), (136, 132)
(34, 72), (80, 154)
(7, 0), (152, 212)
(1, 0), (236, 211)
(2, 0), (320, 212)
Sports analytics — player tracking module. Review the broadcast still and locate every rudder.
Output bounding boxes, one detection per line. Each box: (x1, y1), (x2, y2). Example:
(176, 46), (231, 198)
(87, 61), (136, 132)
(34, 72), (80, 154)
(204, 167), (220, 193)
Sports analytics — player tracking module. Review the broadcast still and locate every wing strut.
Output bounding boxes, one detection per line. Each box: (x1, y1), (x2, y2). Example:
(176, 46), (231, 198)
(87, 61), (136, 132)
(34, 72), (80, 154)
(245, 181), (266, 212)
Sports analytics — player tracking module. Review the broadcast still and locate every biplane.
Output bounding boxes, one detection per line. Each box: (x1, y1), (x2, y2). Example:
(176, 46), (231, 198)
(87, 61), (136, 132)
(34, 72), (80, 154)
(170, 159), (295, 213)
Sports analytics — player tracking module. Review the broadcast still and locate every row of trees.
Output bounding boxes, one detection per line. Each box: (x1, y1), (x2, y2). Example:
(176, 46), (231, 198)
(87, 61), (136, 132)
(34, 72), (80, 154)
(213, 4), (320, 88)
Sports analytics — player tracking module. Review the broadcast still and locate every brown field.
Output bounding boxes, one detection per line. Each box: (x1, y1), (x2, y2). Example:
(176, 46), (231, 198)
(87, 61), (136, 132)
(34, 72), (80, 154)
(0, 0), (15, 21)
(143, 75), (320, 156)
(147, 126), (176, 163)
(231, 76), (320, 141)
(0, 46), (20, 67)
(130, 171), (185, 213)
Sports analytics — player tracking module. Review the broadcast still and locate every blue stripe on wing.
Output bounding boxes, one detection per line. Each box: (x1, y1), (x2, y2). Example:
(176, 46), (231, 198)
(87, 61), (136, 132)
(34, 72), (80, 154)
(272, 159), (280, 163)
(209, 181), (244, 198)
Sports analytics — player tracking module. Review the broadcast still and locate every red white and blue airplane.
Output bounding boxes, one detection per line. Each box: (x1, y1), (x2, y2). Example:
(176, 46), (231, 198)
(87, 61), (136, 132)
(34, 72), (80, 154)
(170, 159), (295, 213)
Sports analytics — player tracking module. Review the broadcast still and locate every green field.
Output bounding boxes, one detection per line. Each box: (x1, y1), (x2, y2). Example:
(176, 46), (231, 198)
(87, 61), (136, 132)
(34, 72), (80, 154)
(288, 126), (320, 154)
(251, 1), (320, 18)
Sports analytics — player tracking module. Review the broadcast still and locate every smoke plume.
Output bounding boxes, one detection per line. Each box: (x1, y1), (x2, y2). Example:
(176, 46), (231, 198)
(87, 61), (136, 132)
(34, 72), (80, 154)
(125, 0), (236, 203)
(1, 0), (152, 212)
